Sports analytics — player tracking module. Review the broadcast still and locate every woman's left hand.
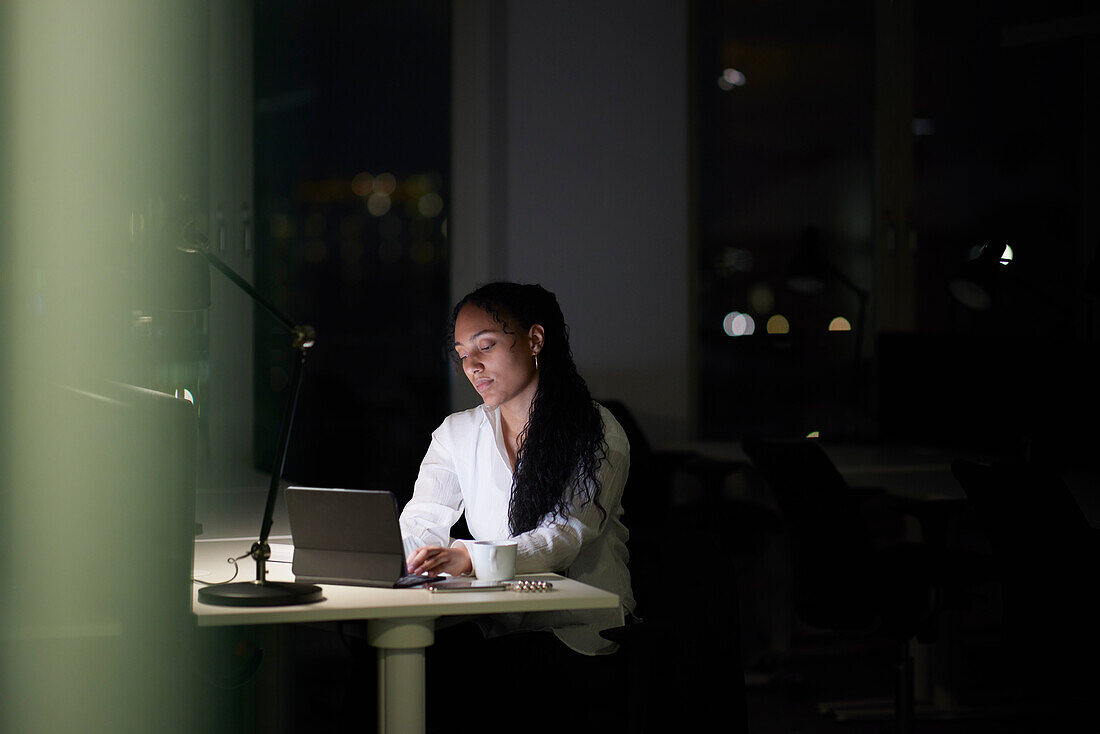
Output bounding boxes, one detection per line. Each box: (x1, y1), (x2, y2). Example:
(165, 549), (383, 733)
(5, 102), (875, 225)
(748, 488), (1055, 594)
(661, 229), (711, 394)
(405, 544), (473, 577)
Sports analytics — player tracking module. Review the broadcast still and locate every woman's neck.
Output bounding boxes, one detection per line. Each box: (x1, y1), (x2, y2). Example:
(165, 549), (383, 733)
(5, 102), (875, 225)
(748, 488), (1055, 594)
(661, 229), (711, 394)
(498, 387), (536, 469)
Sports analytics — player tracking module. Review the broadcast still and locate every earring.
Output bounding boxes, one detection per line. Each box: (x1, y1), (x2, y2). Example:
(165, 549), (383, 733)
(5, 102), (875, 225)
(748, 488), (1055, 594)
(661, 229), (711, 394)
(534, 352), (539, 371)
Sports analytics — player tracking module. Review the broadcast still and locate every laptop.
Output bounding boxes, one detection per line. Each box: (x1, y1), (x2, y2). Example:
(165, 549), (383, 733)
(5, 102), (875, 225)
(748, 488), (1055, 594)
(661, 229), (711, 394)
(285, 486), (441, 588)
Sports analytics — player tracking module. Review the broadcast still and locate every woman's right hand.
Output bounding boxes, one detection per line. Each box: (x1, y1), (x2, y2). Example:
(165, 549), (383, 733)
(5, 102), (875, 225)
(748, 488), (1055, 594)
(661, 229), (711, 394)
(405, 544), (473, 577)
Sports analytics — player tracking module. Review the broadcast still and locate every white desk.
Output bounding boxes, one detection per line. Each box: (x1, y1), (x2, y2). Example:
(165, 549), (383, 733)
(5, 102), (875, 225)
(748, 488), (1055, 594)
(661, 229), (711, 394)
(193, 538), (620, 734)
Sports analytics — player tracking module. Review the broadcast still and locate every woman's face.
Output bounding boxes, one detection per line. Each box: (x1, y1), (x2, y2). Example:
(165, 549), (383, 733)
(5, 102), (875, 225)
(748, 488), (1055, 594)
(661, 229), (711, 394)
(453, 303), (543, 412)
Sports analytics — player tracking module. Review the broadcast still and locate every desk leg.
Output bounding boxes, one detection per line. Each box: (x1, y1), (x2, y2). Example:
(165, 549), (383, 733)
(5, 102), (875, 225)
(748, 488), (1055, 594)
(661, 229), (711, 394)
(367, 617), (435, 734)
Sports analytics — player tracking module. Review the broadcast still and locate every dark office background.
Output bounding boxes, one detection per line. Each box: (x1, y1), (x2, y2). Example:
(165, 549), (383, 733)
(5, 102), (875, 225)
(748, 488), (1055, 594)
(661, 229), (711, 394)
(252, 0), (451, 500)
(695, 0), (1098, 460)
(248, 0), (1098, 493)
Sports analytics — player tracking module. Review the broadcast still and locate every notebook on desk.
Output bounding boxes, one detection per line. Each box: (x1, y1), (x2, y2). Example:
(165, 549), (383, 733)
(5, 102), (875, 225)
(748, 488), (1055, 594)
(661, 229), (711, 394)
(285, 486), (438, 588)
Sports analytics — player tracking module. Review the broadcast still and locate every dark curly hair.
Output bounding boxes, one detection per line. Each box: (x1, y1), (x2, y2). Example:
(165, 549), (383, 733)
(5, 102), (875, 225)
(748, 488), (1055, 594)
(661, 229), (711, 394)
(448, 282), (607, 535)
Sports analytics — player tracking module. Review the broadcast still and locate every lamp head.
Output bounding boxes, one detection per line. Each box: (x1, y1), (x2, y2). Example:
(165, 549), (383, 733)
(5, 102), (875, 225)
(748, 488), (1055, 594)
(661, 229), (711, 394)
(292, 325), (316, 350)
(949, 241), (1009, 311)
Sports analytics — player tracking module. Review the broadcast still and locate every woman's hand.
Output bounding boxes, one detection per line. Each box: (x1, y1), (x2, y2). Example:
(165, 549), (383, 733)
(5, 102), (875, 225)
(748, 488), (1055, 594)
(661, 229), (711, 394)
(406, 544), (472, 577)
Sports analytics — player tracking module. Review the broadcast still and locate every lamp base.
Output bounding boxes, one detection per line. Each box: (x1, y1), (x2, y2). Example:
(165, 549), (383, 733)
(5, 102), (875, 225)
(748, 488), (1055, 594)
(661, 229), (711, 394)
(198, 579), (324, 607)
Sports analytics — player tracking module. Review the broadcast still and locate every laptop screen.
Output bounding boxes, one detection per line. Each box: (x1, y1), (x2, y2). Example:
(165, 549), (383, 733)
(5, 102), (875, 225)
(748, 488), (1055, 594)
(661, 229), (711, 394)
(285, 486), (407, 586)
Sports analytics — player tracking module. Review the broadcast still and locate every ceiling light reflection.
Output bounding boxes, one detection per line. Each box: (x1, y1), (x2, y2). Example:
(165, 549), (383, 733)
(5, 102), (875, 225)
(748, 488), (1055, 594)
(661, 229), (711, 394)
(717, 68), (746, 90)
(766, 314), (790, 334)
(723, 311), (755, 337)
(372, 173), (397, 196)
(367, 193), (391, 216)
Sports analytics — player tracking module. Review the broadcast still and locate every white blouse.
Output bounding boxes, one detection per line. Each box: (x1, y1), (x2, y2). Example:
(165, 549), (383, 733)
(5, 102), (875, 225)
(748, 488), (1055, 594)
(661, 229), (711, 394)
(399, 402), (635, 655)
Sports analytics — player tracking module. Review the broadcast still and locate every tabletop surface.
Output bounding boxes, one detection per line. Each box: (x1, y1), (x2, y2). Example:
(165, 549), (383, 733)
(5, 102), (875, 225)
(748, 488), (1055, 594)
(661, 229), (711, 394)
(193, 537), (621, 627)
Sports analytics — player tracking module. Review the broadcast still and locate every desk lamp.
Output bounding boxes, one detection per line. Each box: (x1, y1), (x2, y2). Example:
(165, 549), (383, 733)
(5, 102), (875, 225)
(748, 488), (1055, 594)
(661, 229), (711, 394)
(164, 224), (323, 607)
(948, 241), (1006, 311)
(949, 240), (1092, 337)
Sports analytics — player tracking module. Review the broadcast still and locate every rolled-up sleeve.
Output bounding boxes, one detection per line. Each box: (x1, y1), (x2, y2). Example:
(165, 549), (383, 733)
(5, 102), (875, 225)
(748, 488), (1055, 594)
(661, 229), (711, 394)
(513, 441), (629, 574)
(399, 427), (465, 558)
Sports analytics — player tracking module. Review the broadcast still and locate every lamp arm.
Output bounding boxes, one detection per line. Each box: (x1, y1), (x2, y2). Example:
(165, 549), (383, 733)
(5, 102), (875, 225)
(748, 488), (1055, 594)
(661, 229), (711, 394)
(183, 225), (325, 606)
(259, 347), (305, 545)
(824, 260), (869, 303)
(251, 345), (307, 582)
(198, 247), (296, 332)
(187, 242), (315, 583)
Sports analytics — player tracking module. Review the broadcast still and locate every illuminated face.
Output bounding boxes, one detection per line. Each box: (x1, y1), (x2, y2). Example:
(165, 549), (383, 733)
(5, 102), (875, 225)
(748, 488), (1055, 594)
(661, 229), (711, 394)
(453, 303), (542, 412)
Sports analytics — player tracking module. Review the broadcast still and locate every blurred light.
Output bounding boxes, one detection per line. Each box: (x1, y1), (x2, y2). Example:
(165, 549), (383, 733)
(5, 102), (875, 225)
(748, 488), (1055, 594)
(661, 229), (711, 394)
(417, 192), (444, 218)
(717, 68), (746, 90)
(174, 389), (194, 404)
(735, 313), (756, 336)
(766, 314), (790, 334)
(406, 172), (441, 198)
(722, 311), (739, 336)
(748, 283), (774, 313)
(367, 193), (391, 216)
(373, 172), (397, 196)
(828, 316), (852, 331)
(806, 430), (820, 438)
(351, 171), (373, 197)
(405, 173), (429, 196)
(722, 311), (755, 337)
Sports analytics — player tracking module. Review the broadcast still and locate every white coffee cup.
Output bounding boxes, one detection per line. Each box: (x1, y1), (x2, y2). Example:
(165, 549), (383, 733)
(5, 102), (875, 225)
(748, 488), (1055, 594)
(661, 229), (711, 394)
(469, 540), (518, 583)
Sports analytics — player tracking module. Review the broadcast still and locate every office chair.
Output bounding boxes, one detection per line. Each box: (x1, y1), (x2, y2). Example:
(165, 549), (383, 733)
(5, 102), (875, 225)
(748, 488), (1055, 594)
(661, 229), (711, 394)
(601, 399), (779, 558)
(743, 438), (990, 734)
(599, 399), (751, 733)
(951, 458), (1099, 707)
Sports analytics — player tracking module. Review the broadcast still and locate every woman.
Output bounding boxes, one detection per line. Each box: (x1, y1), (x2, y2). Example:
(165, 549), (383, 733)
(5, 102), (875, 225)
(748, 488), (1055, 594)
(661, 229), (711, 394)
(399, 282), (634, 655)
